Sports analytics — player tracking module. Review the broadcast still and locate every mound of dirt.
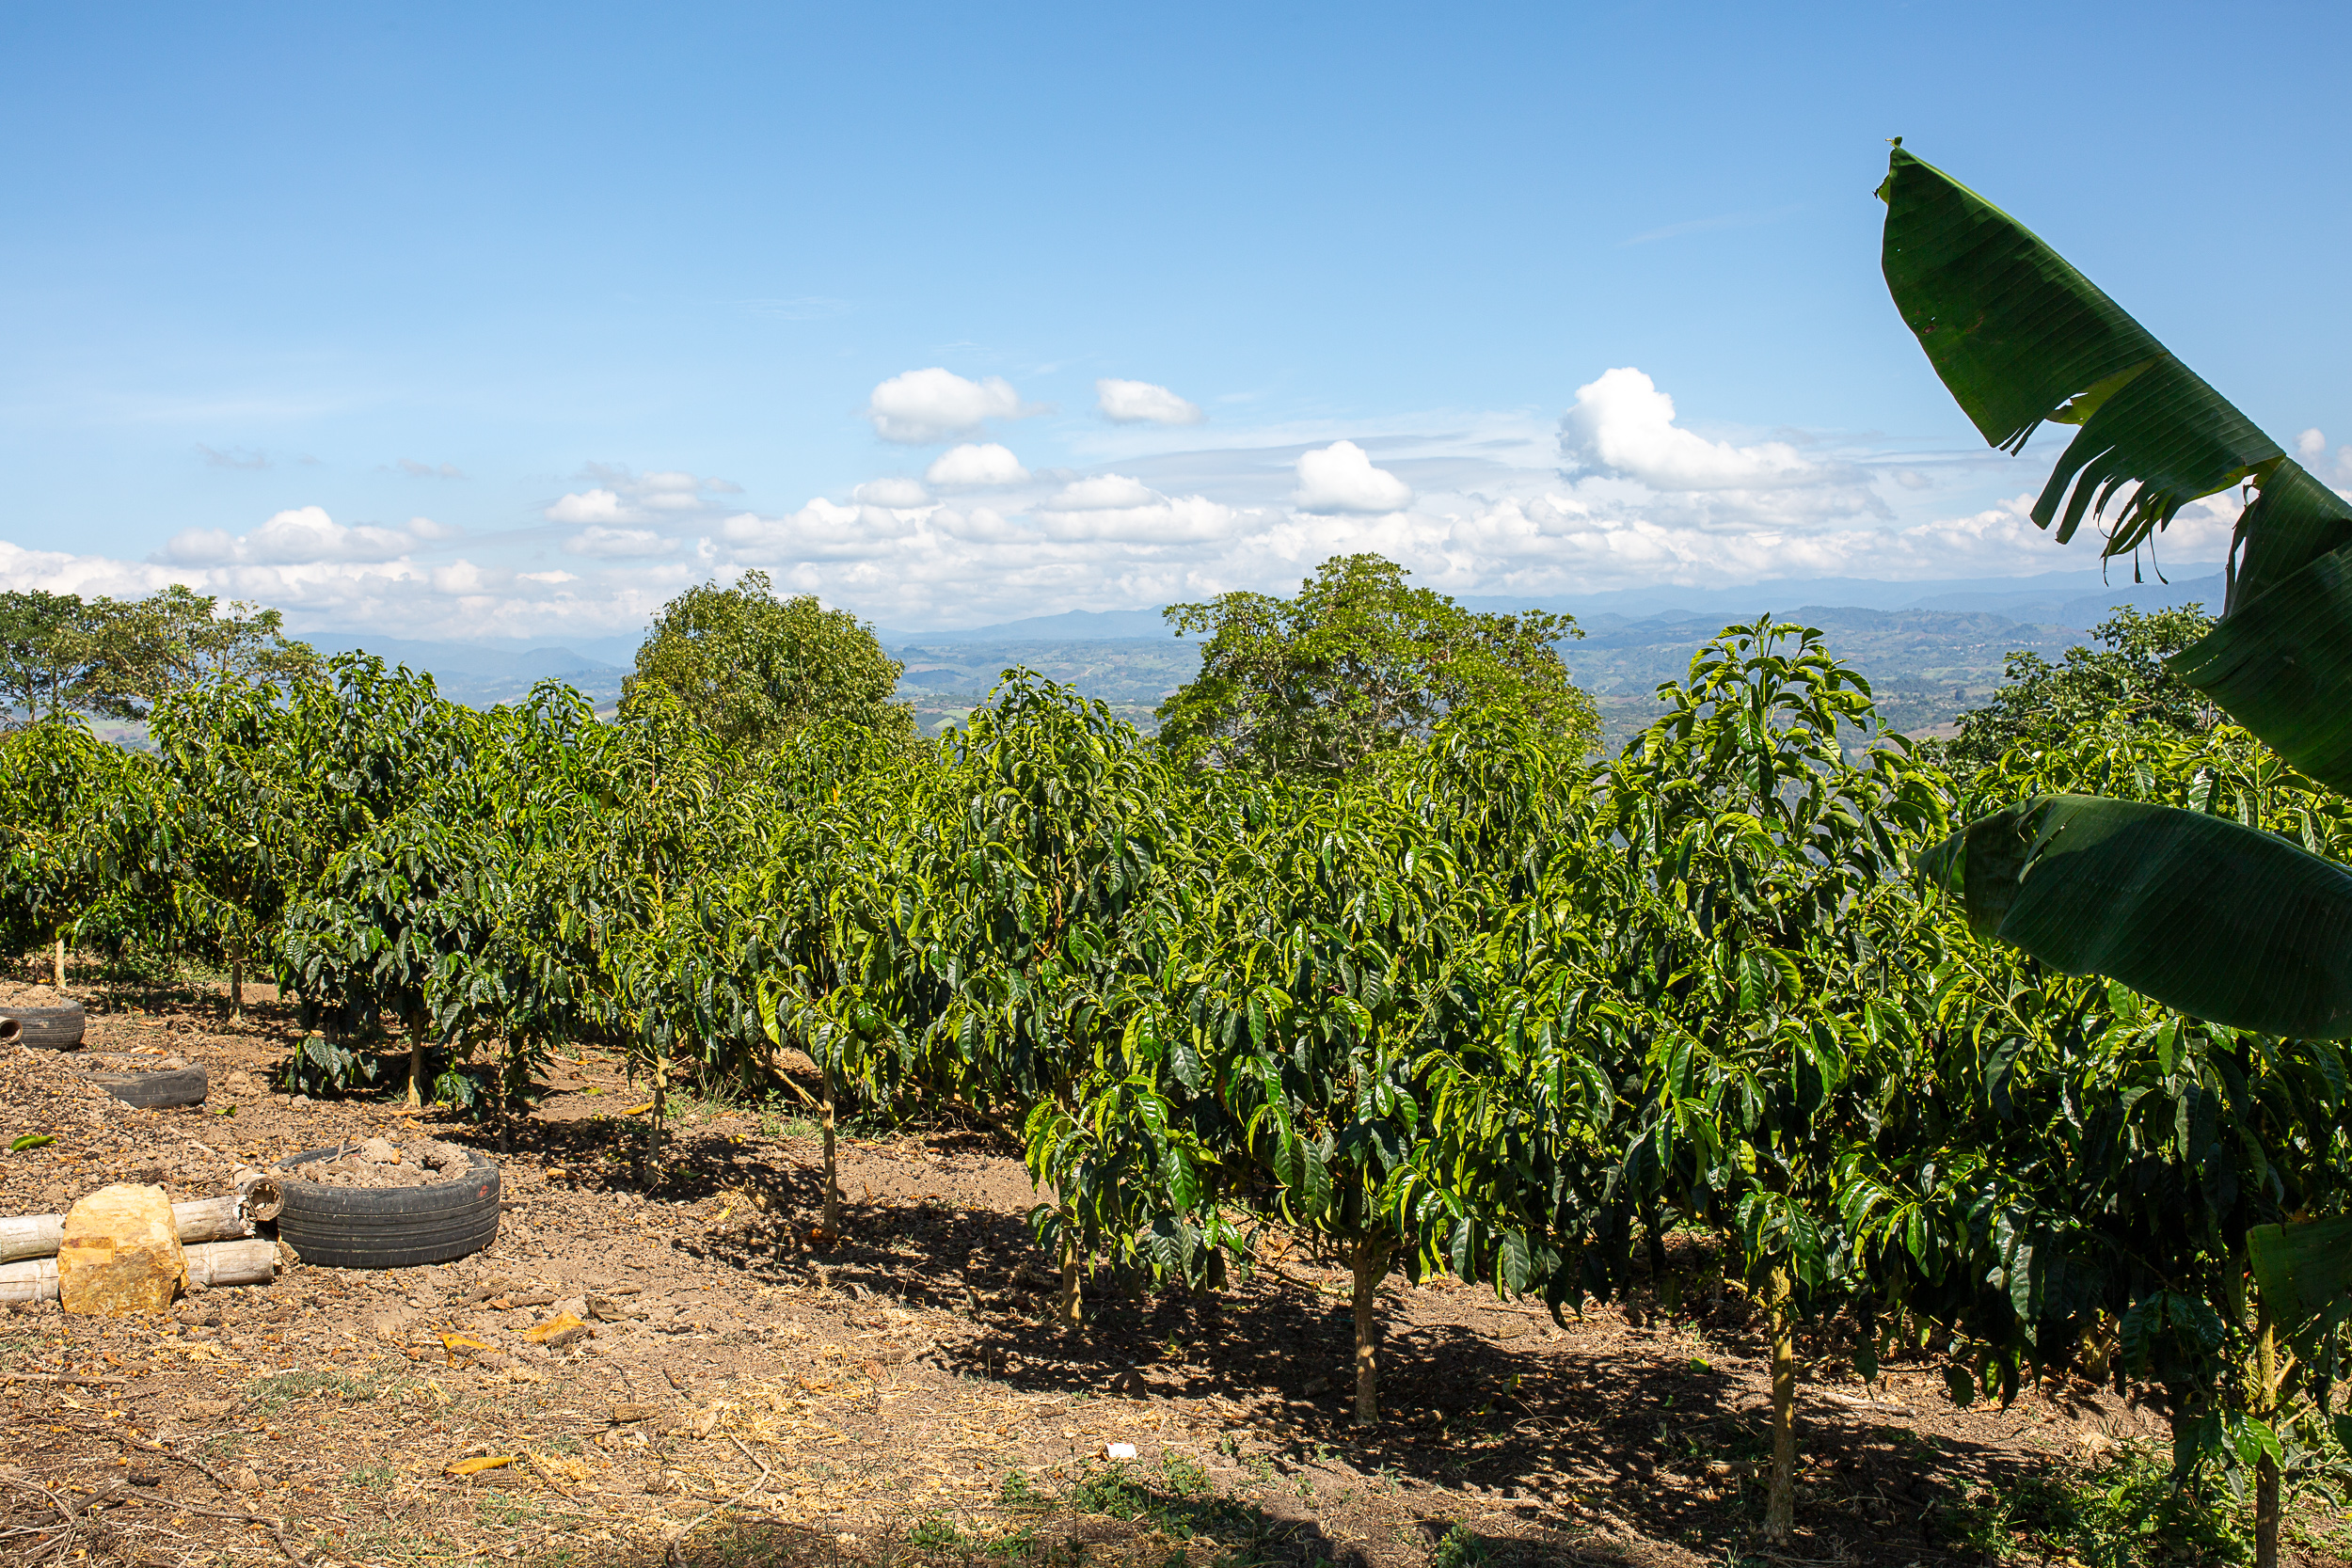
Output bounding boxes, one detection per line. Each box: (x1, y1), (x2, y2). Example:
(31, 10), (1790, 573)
(279, 1137), (477, 1189)
(0, 982), (70, 1007)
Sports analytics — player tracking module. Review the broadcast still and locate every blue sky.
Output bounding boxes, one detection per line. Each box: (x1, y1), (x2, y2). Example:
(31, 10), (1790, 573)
(5, 1), (2347, 641)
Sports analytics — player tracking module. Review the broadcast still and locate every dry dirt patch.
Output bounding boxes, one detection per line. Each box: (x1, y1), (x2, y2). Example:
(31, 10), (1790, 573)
(0, 974), (2328, 1568)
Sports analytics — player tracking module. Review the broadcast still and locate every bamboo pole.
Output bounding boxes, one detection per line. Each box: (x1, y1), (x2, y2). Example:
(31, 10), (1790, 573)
(0, 1193), (266, 1265)
(0, 1239), (276, 1305)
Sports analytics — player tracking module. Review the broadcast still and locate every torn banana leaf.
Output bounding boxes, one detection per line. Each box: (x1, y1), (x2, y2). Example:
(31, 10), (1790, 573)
(1881, 146), (2352, 789)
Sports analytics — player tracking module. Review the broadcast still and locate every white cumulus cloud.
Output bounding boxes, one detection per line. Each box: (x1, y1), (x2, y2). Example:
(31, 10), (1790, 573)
(544, 467), (740, 525)
(866, 368), (1033, 444)
(546, 489), (627, 525)
(1293, 441), (1414, 514)
(1096, 379), (1204, 426)
(1043, 474), (1158, 511)
(564, 526), (677, 559)
(2299, 428), (2328, 458)
(927, 443), (1029, 488)
(160, 506), (440, 566)
(1561, 367), (1829, 491)
(853, 477), (931, 508)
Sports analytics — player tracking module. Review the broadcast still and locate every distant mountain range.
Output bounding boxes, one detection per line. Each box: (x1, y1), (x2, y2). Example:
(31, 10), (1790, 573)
(307, 637), (632, 708)
(287, 568), (2225, 742)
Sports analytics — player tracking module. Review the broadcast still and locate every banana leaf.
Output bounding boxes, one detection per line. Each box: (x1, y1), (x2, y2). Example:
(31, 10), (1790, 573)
(1881, 146), (2352, 790)
(1923, 794), (2352, 1038)
(2249, 1217), (2352, 1340)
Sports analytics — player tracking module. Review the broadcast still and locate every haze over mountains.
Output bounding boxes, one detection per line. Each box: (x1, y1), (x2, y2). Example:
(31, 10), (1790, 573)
(308, 569), (2224, 747)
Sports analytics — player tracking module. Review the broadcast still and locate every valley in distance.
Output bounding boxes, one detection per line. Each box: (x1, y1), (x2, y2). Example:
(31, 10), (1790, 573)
(249, 568), (2220, 759)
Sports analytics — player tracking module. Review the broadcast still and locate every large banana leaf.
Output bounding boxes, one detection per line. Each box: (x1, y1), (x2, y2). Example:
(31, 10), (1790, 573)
(1881, 146), (2352, 791)
(2249, 1217), (2352, 1340)
(1923, 794), (2352, 1038)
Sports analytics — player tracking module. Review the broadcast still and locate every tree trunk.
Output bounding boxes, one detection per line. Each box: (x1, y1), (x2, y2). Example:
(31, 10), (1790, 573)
(2256, 1307), (2280, 1568)
(53, 937), (66, 990)
(229, 948), (245, 1023)
(1351, 1234), (1395, 1427)
(1056, 1227), (1084, 1328)
(405, 1015), (425, 1108)
(647, 1059), (668, 1184)
(820, 1072), (841, 1235)
(1764, 1264), (1799, 1544)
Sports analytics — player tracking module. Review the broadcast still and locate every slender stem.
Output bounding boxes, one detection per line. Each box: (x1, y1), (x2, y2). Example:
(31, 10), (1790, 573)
(1764, 1264), (1798, 1544)
(1057, 1226), (1084, 1328)
(1351, 1234), (1393, 1427)
(820, 1071), (840, 1235)
(405, 1013), (424, 1109)
(2256, 1304), (2280, 1568)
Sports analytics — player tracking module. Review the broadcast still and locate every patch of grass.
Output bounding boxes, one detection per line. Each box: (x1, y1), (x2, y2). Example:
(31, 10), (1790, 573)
(1429, 1524), (1491, 1568)
(344, 1463), (398, 1491)
(1929, 1444), (2251, 1568)
(245, 1366), (404, 1411)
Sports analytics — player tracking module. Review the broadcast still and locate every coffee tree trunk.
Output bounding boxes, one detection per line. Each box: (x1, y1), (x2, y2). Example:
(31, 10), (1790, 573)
(228, 945), (245, 1023)
(820, 1071), (841, 1235)
(1764, 1265), (1798, 1544)
(53, 937), (65, 990)
(1057, 1227), (1084, 1328)
(405, 1014), (426, 1108)
(646, 1056), (670, 1182)
(1351, 1234), (1395, 1427)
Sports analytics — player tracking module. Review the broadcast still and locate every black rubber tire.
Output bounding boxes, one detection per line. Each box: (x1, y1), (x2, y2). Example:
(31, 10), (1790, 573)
(82, 1065), (208, 1108)
(3, 1004), (85, 1050)
(276, 1145), (501, 1270)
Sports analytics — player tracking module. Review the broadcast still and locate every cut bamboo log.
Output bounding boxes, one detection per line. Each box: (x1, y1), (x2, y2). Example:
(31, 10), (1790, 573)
(184, 1238), (276, 1291)
(0, 1257), (56, 1306)
(0, 1215), (62, 1265)
(0, 1238), (275, 1304)
(0, 1193), (262, 1264)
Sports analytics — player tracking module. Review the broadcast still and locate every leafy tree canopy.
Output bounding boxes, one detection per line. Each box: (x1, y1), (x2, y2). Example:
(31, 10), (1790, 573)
(1153, 553), (1598, 776)
(0, 586), (317, 725)
(101, 586), (321, 705)
(1943, 604), (2218, 770)
(623, 569), (914, 752)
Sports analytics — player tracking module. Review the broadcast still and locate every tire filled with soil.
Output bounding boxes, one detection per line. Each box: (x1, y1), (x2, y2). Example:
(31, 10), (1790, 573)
(275, 1139), (501, 1270)
(0, 999), (85, 1050)
(80, 1059), (208, 1108)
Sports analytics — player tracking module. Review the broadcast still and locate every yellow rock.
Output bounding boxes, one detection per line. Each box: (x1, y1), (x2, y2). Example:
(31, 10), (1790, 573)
(58, 1184), (185, 1316)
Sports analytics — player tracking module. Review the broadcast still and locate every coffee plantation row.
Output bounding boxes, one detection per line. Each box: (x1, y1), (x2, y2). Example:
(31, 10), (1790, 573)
(8, 598), (2348, 1551)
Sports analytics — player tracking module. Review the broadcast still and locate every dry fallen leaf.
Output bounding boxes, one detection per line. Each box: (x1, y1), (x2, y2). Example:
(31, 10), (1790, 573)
(445, 1454), (515, 1477)
(622, 1101), (655, 1116)
(438, 1334), (490, 1356)
(523, 1311), (584, 1344)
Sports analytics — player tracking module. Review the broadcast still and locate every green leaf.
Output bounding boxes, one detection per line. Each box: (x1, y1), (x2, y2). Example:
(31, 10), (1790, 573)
(8, 1132), (55, 1152)
(1928, 794), (2352, 1037)
(2170, 541), (2352, 793)
(2249, 1216), (2352, 1341)
(1880, 145), (2352, 784)
(1879, 146), (2287, 557)
(1942, 1361), (1976, 1408)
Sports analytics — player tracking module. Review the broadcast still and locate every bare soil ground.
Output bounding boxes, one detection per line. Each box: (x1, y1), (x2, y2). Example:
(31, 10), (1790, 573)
(0, 969), (2340, 1567)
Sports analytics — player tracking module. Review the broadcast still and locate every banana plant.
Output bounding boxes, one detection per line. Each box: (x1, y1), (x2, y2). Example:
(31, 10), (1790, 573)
(1883, 146), (2352, 1559)
(1881, 144), (2352, 1037)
